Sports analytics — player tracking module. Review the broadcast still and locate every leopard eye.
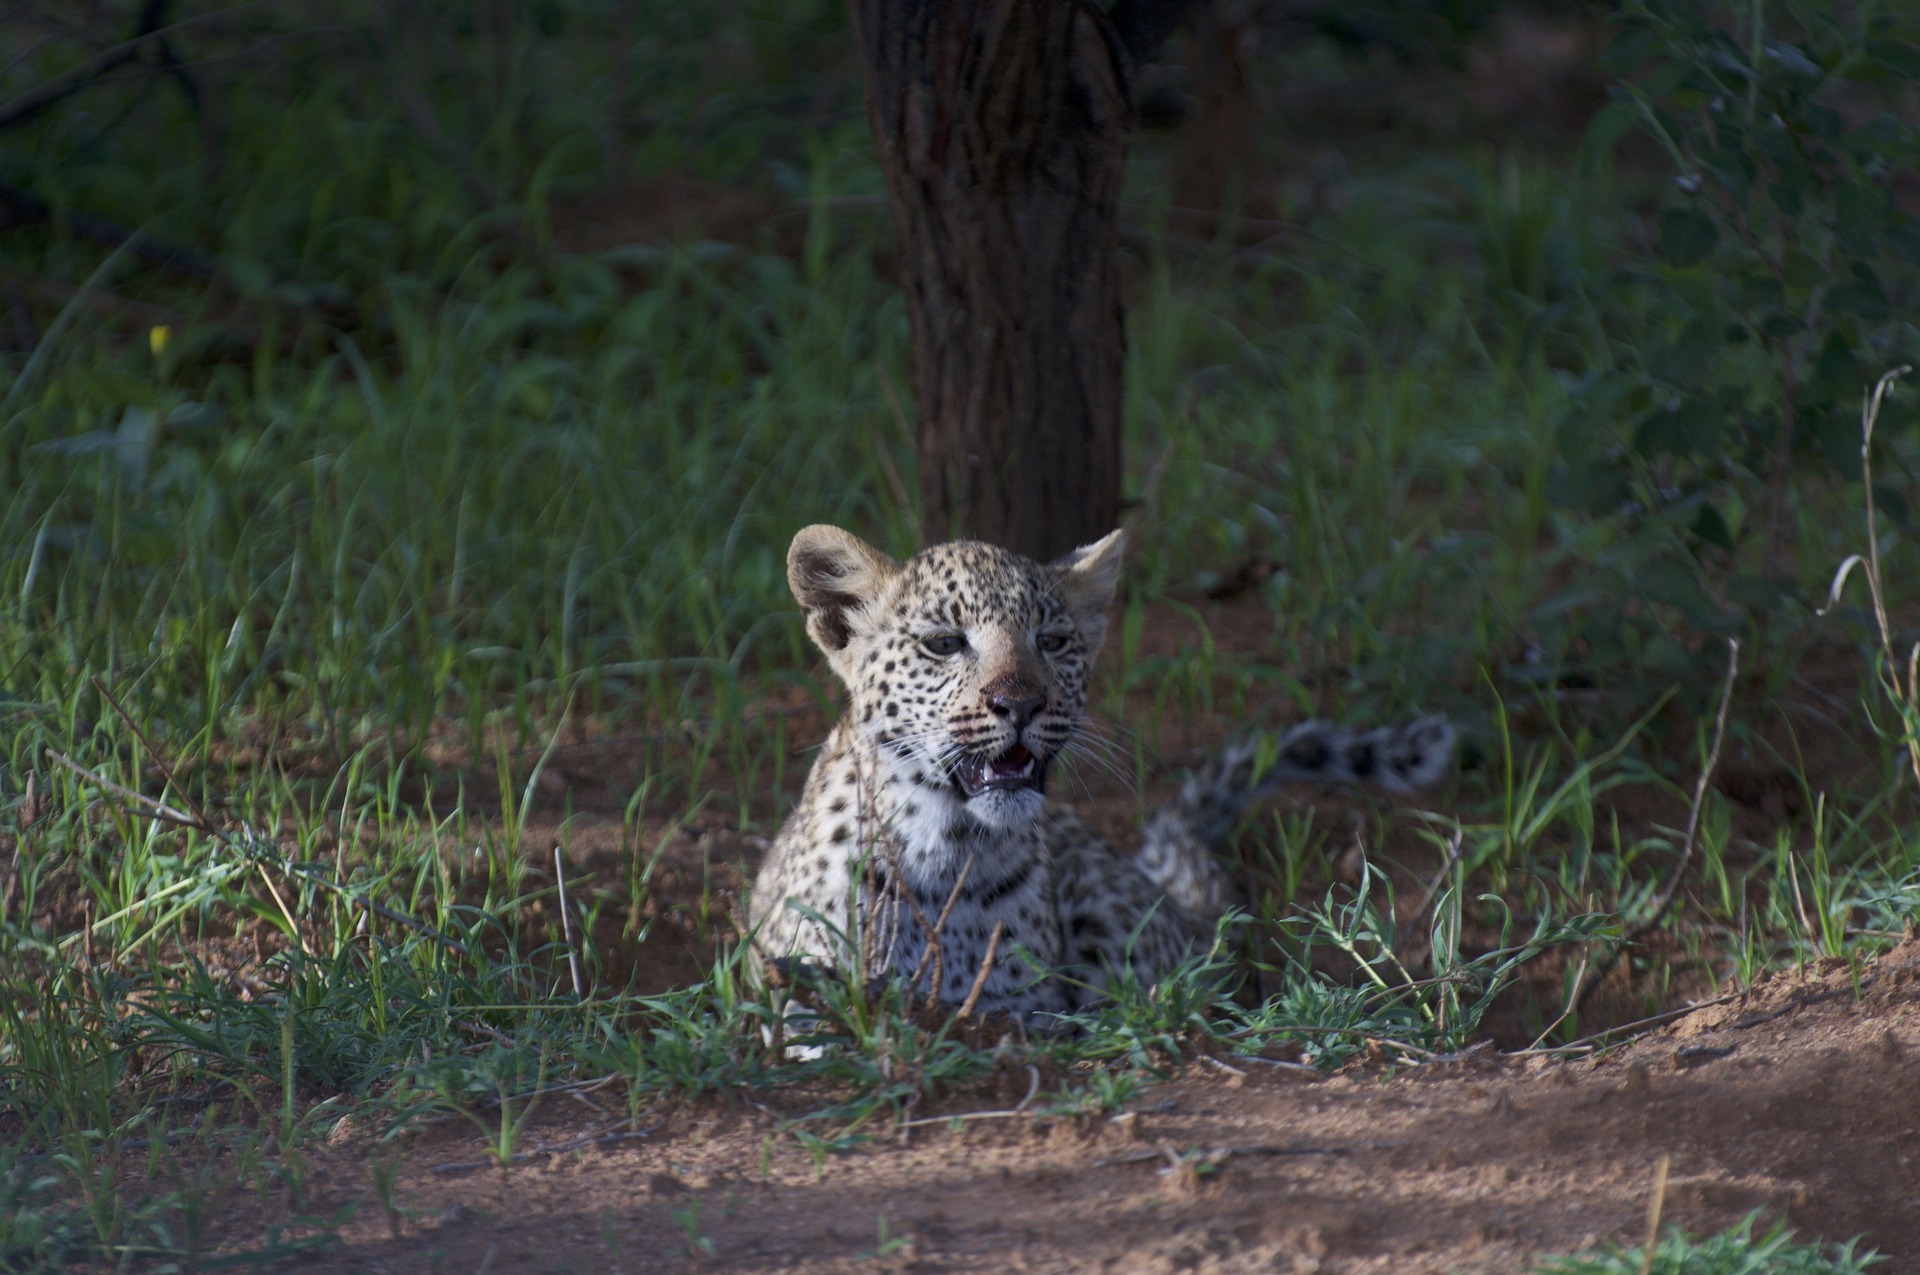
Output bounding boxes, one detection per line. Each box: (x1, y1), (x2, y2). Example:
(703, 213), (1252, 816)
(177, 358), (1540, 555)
(921, 633), (968, 658)
(1035, 631), (1069, 654)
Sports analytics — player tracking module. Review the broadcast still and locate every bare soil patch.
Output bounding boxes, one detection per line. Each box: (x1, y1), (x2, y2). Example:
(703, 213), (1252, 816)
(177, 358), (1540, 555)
(234, 940), (1920, 1272)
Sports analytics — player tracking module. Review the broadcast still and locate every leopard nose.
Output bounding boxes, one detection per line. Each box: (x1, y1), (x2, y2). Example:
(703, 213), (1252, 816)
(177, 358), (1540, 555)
(986, 688), (1046, 730)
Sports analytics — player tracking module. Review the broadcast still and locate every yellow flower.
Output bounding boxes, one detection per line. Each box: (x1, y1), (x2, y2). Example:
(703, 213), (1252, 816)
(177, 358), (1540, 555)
(149, 325), (171, 358)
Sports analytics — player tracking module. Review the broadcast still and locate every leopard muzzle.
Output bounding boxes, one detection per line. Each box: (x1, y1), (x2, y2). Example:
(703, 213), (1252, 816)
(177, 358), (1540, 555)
(953, 742), (1046, 799)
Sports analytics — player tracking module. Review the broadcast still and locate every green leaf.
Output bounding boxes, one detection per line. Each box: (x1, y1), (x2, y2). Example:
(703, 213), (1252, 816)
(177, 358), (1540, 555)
(1692, 503), (1735, 550)
(1596, 28), (1663, 74)
(1705, 142), (1754, 204)
(1781, 248), (1824, 289)
(1807, 332), (1859, 403)
(1759, 310), (1805, 338)
(1890, 219), (1920, 267)
(1643, 632), (1695, 677)
(1634, 400), (1723, 458)
(1875, 484), (1916, 535)
(1643, 56), (1696, 98)
(1828, 274), (1891, 320)
(1659, 207), (1719, 267)
(1582, 99), (1640, 165)
(1802, 103), (1845, 142)
(1763, 40), (1823, 80)
(1545, 460), (1632, 515)
(1841, 54), (1899, 83)
(1728, 573), (1790, 614)
(1768, 176), (1804, 217)
(1635, 556), (1710, 617)
(1817, 405), (1864, 474)
(1868, 38), (1920, 79)
(1835, 182), (1890, 255)
(1671, 400), (1725, 454)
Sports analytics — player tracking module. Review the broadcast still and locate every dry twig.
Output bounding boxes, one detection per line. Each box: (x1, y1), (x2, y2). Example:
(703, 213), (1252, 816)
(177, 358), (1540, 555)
(1090, 1142), (1350, 1170)
(0, 0), (237, 133)
(907, 852), (974, 994)
(1511, 992), (1740, 1058)
(956, 919), (1004, 1019)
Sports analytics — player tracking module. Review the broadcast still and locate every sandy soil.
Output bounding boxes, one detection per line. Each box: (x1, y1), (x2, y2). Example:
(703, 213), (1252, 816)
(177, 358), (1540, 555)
(234, 939), (1920, 1273)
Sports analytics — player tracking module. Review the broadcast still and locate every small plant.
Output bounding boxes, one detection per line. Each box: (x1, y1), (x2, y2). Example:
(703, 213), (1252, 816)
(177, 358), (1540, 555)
(1279, 859), (1614, 1058)
(600, 942), (783, 1103)
(1228, 974), (1419, 1070)
(1159, 1146), (1227, 1194)
(1051, 922), (1243, 1072)
(1532, 1211), (1880, 1274)
(1044, 1067), (1143, 1117)
(430, 1045), (551, 1170)
(785, 1126), (874, 1181)
(371, 1157), (405, 1239)
(860, 1213), (918, 1262)
(672, 1197), (716, 1259)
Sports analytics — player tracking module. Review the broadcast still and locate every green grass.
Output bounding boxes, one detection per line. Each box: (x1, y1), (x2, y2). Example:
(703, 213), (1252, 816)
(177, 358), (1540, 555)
(3, 0), (1920, 1266)
(1534, 1213), (1881, 1274)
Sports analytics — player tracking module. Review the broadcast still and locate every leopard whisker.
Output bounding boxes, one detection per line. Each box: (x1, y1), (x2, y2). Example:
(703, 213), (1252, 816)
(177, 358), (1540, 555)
(1068, 712), (1138, 757)
(1063, 717), (1138, 779)
(1058, 736), (1139, 794)
(1051, 749), (1106, 802)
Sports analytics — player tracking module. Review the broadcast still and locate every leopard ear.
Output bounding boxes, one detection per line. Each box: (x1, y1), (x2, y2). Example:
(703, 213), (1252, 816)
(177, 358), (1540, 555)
(788, 525), (899, 656)
(1050, 529), (1125, 646)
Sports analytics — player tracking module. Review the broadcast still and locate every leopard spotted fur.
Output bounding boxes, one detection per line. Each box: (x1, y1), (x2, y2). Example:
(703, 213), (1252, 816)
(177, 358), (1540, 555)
(747, 525), (1453, 1020)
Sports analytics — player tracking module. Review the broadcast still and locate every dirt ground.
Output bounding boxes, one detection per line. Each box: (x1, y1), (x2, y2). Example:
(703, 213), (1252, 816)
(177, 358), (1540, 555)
(178, 592), (1906, 1272)
(242, 938), (1920, 1273)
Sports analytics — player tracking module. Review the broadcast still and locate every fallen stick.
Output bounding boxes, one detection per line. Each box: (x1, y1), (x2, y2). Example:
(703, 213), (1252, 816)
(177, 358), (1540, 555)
(1090, 1143), (1352, 1169)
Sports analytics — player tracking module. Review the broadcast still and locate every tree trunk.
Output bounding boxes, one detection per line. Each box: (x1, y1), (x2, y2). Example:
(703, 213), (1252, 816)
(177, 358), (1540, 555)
(850, 0), (1131, 561)
(1168, 1), (1261, 219)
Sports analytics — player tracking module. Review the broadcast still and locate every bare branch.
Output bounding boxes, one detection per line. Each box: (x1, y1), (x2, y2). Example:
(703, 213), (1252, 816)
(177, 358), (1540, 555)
(0, 0), (219, 131)
(0, 183), (221, 278)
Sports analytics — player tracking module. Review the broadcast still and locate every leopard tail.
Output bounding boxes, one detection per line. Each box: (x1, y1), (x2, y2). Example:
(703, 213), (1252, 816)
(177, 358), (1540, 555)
(1133, 716), (1456, 920)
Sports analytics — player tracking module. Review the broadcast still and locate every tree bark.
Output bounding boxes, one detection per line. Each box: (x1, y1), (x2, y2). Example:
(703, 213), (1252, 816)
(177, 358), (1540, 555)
(850, 0), (1132, 561)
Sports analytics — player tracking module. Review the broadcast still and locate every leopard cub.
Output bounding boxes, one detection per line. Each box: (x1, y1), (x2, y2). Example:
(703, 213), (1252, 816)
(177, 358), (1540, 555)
(748, 524), (1453, 1019)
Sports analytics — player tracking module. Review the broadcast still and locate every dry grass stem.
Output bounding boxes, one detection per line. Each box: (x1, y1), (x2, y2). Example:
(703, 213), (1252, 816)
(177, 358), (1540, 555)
(1572, 636), (1739, 1012)
(1821, 366), (1917, 791)
(1637, 1152), (1671, 1275)
(555, 844), (585, 998)
(957, 920), (1005, 1019)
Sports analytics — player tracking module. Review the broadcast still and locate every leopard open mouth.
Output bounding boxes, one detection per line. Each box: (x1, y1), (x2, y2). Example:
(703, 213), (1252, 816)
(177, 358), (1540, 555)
(953, 743), (1046, 799)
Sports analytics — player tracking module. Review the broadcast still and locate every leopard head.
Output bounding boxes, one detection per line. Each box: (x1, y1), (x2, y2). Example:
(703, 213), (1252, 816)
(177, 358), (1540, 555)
(787, 524), (1124, 825)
